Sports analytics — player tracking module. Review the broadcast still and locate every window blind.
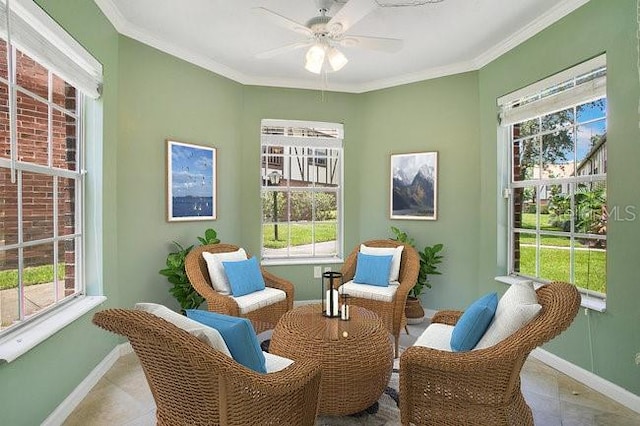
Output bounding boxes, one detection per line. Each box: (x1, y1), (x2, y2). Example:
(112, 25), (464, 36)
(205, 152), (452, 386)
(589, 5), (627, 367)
(498, 54), (606, 126)
(261, 119), (344, 148)
(0, 0), (102, 98)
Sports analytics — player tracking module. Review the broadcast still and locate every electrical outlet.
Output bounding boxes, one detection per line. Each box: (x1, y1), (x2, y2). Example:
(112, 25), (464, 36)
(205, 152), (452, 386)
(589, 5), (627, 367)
(313, 266), (322, 279)
(635, 353), (640, 366)
(324, 266), (332, 273)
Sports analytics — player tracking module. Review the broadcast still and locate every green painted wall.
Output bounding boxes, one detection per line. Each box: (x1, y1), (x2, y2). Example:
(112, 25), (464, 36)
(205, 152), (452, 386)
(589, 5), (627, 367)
(478, 0), (640, 395)
(359, 73), (481, 309)
(116, 37), (244, 310)
(0, 1), (121, 425)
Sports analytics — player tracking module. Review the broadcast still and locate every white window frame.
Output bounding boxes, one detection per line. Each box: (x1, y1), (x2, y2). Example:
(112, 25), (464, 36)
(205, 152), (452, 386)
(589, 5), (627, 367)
(497, 55), (607, 311)
(260, 119), (344, 265)
(0, 0), (104, 363)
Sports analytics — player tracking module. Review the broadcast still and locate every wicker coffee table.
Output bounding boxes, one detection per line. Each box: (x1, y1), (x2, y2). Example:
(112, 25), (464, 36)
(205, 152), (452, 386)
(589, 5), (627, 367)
(270, 304), (394, 416)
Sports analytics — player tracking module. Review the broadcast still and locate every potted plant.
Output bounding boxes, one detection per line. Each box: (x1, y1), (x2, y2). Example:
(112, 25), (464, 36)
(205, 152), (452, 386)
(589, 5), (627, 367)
(391, 226), (444, 323)
(159, 228), (220, 313)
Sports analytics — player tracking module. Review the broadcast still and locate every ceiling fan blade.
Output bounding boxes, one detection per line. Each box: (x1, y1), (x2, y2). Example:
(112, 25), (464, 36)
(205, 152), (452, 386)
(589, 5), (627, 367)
(338, 35), (403, 53)
(255, 42), (311, 59)
(328, 0), (377, 34)
(254, 7), (312, 36)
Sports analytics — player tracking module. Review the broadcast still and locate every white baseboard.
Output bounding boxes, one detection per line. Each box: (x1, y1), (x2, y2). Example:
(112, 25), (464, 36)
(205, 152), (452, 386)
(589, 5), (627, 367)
(530, 348), (640, 415)
(294, 299), (321, 307)
(423, 308), (438, 320)
(42, 342), (132, 426)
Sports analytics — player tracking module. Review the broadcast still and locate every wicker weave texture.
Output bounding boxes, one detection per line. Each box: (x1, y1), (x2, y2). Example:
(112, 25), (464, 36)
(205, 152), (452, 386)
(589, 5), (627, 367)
(340, 239), (420, 356)
(270, 304), (394, 416)
(184, 243), (294, 334)
(399, 281), (581, 426)
(93, 309), (321, 426)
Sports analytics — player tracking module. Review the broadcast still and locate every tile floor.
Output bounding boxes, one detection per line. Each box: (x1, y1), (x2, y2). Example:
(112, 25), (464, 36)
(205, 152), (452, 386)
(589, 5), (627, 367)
(63, 322), (640, 426)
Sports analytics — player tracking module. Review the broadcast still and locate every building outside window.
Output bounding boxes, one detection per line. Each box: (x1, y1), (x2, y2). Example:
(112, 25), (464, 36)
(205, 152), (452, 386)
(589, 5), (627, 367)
(0, 1), (102, 339)
(500, 55), (607, 300)
(260, 119), (343, 264)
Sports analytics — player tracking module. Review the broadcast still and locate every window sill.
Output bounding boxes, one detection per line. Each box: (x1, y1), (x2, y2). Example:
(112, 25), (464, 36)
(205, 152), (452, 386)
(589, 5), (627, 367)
(495, 276), (606, 312)
(262, 257), (343, 267)
(0, 295), (107, 364)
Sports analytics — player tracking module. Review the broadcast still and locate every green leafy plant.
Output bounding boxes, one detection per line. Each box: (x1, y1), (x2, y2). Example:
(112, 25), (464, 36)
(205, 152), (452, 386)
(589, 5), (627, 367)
(415, 243), (443, 297)
(390, 226), (415, 247)
(159, 228), (220, 313)
(391, 226), (444, 298)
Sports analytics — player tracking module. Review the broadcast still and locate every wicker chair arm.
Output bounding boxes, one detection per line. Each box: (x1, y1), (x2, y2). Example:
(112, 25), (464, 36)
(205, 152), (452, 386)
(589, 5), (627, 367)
(431, 309), (463, 325)
(401, 344), (519, 373)
(394, 243), (419, 304)
(400, 344), (522, 403)
(189, 275), (241, 316)
(185, 266), (220, 301)
(340, 247), (358, 282)
(261, 268), (295, 309)
(223, 358), (322, 395)
(221, 358), (322, 425)
(206, 294), (242, 316)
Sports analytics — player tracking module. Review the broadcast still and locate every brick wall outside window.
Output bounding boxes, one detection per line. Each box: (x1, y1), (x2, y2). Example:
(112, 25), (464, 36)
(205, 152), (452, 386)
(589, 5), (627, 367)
(0, 39), (77, 293)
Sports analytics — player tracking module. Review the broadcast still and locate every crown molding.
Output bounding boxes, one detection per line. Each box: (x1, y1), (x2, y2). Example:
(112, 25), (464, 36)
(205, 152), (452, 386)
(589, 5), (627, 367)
(354, 60), (477, 93)
(94, 0), (251, 84)
(94, 0), (592, 94)
(246, 60), (477, 94)
(93, 0), (128, 33)
(471, 0), (591, 69)
(243, 75), (361, 94)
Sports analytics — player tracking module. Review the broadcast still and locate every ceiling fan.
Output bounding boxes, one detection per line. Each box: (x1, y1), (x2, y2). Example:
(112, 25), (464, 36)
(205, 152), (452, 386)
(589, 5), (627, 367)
(255, 0), (403, 74)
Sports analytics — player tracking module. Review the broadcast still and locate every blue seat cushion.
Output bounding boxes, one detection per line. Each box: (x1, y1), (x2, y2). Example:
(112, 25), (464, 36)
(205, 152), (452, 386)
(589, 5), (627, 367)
(353, 252), (394, 287)
(185, 309), (267, 374)
(222, 256), (266, 297)
(450, 292), (498, 352)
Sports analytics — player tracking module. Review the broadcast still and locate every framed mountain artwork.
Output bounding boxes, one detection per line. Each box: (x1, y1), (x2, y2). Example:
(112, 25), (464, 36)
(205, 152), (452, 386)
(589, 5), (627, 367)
(166, 139), (217, 222)
(390, 152), (438, 220)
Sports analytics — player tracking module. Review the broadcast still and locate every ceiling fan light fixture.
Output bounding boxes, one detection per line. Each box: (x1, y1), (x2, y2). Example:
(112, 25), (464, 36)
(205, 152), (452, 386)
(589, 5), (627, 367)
(327, 47), (348, 71)
(304, 43), (325, 74)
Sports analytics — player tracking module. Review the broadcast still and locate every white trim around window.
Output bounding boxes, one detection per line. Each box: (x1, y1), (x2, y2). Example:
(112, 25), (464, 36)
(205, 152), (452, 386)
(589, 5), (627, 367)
(260, 119), (344, 264)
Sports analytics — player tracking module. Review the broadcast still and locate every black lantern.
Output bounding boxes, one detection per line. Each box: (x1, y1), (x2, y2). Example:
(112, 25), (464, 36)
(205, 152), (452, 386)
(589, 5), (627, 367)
(322, 271), (342, 318)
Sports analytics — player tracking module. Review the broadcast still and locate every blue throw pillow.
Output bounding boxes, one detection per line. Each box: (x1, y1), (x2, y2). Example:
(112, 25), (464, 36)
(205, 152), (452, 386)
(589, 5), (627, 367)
(450, 292), (498, 352)
(185, 309), (267, 374)
(222, 256), (266, 297)
(353, 253), (393, 287)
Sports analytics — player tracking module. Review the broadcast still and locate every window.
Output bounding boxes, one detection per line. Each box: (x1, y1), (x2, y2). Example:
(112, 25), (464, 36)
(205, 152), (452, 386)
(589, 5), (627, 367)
(0, 1), (102, 341)
(260, 119), (343, 263)
(500, 55), (607, 299)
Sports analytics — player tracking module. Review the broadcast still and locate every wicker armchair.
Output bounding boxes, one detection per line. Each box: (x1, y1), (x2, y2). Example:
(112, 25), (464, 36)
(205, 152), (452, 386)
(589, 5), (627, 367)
(93, 309), (322, 426)
(340, 239), (420, 356)
(399, 281), (581, 426)
(185, 243), (294, 334)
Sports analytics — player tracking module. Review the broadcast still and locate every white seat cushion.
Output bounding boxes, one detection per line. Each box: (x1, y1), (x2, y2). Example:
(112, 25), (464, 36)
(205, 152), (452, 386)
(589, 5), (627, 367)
(264, 352), (294, 373)
(413, 323), (454, 352)
(338, 280), (398, 303)
(474, 281), (542, 349)
(233, 287), (287, 314)
(134, 303), (232, 357)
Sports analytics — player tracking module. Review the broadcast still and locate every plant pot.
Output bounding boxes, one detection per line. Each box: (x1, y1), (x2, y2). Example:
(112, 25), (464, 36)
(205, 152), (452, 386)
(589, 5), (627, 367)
(405, 296), (425, 324)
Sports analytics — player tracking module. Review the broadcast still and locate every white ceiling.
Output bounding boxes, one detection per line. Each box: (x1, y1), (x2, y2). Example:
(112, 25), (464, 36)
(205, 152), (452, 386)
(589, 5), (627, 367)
(94, 0), (589, 93)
